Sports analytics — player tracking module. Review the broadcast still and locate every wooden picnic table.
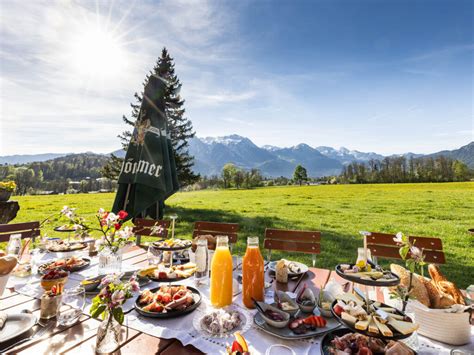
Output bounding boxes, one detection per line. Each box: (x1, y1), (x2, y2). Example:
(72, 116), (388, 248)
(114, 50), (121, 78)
(0, 246), (466, 354)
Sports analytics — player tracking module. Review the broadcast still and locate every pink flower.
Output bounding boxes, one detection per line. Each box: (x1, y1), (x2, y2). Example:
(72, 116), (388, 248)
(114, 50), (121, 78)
(410, 245), (423, 262)
(130, 280), (140, 292)
(111, 290), (125, 305)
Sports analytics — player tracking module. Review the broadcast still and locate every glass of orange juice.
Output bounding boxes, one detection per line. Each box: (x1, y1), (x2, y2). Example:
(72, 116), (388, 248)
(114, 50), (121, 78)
(210, 235), (233, 307)
(242, 236), (264, 308)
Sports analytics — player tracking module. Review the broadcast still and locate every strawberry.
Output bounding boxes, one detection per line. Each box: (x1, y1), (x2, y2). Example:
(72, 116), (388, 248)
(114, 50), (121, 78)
(333, 304), (343, 316)
(231, 341), (243, 353)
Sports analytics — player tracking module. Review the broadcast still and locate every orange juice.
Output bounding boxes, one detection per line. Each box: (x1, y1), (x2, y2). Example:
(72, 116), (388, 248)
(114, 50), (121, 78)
(210, 236), (233, 307)
(242, 236), (264, 308)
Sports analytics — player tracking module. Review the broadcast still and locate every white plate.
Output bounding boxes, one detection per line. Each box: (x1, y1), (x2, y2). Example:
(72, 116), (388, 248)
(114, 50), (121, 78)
(0, 313), (37, 343)
(268, 261), (309, 276)
(192, 305), (252, 339)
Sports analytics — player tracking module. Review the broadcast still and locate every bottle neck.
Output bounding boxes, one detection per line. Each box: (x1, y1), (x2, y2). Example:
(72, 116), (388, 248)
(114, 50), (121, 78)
(247, 237), (259, 248)
(216, 236), (229, 248)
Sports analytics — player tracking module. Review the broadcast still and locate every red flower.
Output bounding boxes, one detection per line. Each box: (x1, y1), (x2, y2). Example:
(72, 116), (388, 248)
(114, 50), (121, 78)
(117, 210), (128, 220)
(114, 223), (122, 230)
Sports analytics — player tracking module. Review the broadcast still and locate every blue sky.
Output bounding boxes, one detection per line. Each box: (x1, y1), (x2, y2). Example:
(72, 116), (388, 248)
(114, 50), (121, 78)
(0, 0), (472, 155)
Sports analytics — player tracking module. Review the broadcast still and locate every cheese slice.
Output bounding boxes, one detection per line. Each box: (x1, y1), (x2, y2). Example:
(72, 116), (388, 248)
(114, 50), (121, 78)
(341, 311), (357, 326)
(385, 313), (404, 320)
(336, 292), (364, 306)
(368, 315), (379, 334)
(377, 306), (396, 313)
(387, 318), (419, 335)
(373, 316), (393, 337)
(355, 317), (370, 331)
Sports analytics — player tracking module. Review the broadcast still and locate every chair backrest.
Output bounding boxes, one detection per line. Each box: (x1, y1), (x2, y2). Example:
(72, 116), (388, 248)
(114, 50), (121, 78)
(193, 221), (239, 244)
(264, 228), (321, 267)
(132, 218), (170, 246)
(366, 232), (445, 264)
(0, 221), (41, 243)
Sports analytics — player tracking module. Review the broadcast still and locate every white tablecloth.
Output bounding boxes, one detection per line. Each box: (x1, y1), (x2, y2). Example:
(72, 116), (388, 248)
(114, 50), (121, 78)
(8, 255), (474, 354)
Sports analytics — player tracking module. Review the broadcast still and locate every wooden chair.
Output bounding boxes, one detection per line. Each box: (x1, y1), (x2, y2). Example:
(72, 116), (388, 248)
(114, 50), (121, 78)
(264, 228), (321, 267)
(193, 221), (239, 250)
(132, 218), (170, 246)
(0, 221), (41, 243)
(366, 232), (446, 264)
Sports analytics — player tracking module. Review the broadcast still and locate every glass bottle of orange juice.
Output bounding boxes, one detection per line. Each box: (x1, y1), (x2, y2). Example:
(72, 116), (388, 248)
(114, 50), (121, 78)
(210, 235), (233, 307)
(242, 236), (264, 308)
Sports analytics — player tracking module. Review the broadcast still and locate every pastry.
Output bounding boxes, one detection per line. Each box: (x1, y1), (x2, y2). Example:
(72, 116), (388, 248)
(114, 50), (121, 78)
(418, 275), (440, 308)
(0, 250), (5, 257)
(390, 264), (430, 307)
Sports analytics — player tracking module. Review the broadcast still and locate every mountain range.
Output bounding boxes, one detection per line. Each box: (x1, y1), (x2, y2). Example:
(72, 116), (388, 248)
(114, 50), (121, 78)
(1, 135), (473, 178)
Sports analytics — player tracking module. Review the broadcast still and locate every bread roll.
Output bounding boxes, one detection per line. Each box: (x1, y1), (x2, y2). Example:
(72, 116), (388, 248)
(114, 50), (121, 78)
(0, 255), (18, 275)
(390, 264), (430, 307)
(418, 276), (441, 308)
(0, 250), (6, 257)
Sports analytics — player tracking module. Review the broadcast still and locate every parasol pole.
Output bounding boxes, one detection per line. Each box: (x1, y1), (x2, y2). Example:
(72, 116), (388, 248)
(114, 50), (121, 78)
(123, 184), (131, 210)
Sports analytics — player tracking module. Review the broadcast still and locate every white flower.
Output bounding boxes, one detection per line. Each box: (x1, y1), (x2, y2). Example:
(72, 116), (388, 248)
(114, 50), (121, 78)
(150, 225), (164, 236)
(98, 208), (105, 214)
(117, 226), (133, 239)
(393, 232), (403, 244)
(105, 212), (118, 226)
(73, 224), (83, 230)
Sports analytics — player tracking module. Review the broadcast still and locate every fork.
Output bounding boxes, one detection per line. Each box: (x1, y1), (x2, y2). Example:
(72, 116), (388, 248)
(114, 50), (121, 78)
(0, 320), (54, 353)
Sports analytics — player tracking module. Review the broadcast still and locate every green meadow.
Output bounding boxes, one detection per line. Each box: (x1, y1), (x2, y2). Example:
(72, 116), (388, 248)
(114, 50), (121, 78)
(9, 182), (474, 288)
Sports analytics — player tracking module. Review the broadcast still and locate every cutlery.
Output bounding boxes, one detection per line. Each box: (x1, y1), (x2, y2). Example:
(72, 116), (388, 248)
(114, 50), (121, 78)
(0, 320), (54, 353)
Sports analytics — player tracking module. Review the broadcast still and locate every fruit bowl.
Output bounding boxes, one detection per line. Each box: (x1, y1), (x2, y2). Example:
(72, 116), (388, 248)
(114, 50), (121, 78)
(41, 269), (69, 291)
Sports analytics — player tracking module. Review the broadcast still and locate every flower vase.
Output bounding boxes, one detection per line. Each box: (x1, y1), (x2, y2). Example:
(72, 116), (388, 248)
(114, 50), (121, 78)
(98, 248), (122, 275)
(96, 313), (122, 354)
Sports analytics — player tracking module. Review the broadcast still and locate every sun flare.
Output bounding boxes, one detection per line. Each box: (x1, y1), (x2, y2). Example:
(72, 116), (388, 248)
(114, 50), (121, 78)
(68, 26), (127, 79)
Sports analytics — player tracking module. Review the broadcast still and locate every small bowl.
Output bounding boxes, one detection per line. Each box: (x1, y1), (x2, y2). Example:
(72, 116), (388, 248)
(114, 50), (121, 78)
(274, 291), (299, 317)
(80, 275), (102, 292)
(317, 304), (333, 318)
(297, 300), (316, 313)
(256, 302), (290, 328)
(41, 274), (69, 291)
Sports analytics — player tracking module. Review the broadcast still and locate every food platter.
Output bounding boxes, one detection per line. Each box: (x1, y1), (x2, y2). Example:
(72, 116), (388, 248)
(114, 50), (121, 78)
(335, 263), (400, 287)
(320, 327), (418, 355)
(254, 308), (340, 340)
(268, 260), (308, 277)
(0, 313), (37, 343)
(38, 257), (90, 274)
(46, 241), (87, 253)
(151, 239), (192, 251)
(330, 299), (416, 340)
(82, 274), (151, 295)
(134, 285), (201, 319)
(54, 226), (77, 232)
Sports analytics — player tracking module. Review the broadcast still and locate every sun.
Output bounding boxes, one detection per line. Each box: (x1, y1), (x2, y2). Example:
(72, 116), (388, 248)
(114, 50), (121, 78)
(68, 26), (128, 79)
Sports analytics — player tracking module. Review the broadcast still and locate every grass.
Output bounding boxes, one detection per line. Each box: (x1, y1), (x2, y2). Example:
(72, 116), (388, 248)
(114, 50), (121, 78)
(8, 182), (474, 288)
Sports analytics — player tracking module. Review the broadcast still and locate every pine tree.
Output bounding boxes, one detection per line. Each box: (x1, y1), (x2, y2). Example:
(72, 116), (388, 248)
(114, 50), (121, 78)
(102, 48), (199, 186)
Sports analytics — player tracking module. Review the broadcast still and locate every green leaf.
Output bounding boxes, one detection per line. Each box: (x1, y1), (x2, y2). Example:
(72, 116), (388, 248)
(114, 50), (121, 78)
(399, 246), (409, 260)
(91, 304), (106, 319)
(112, 307), (124, 325)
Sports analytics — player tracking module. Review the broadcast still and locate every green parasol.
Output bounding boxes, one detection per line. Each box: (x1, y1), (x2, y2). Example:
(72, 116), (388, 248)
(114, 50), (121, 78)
(112, 74), (179, 219)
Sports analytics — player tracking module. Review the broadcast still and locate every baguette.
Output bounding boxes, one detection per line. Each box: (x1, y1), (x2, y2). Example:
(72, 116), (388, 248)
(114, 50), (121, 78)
(428, 264), (465, 306)
(418, 275), (441, 308)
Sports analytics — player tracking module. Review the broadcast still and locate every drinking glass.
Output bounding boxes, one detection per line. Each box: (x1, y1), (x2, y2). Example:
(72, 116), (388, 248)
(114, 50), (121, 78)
(147, 244), (163, 266)
(58, 286), (85, 326)
(7, 234), (22, 256)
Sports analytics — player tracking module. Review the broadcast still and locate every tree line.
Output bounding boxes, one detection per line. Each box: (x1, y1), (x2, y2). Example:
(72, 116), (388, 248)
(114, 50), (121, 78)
(339, 155), (471, 184)
(0, 154), (115, 195)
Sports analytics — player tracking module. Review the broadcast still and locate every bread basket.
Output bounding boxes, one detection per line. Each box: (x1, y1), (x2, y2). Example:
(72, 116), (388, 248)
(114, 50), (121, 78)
(408, 300), (471, 345)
